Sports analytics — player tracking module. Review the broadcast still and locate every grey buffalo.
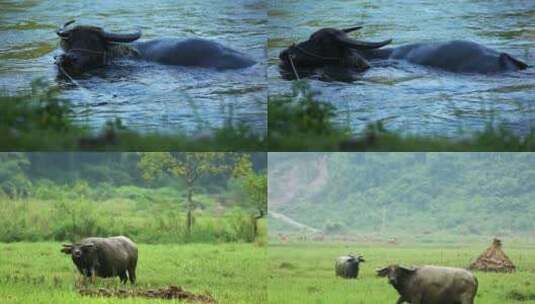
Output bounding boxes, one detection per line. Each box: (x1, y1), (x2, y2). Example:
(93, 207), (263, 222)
(279, 26), (528, 77)
(55, 20), (256, 76)
(335, 254), (365, 279)
(376, 265), (478, 304)
(61, 236), (138, 284)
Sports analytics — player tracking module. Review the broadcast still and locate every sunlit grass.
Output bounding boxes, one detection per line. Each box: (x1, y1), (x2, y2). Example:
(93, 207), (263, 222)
(268, 242), (535, 304)
(0, 242), (266, 304)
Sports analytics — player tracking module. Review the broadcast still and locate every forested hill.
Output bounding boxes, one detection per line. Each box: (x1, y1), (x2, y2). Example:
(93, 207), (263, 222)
(269, 153), (535, 236)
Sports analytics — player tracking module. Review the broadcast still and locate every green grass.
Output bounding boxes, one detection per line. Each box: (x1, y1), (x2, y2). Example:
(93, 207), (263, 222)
(0, 242), (266, 304)
(268, 81), (535, 151)
(268, 242), (535, 304)
(0, 80), (265, 151)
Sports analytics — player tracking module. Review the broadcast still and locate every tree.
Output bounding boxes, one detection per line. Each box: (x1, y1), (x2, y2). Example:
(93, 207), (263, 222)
(0, 152), (31, 198)
(233, 156), (267, 239)
(138, 152), (245, 237)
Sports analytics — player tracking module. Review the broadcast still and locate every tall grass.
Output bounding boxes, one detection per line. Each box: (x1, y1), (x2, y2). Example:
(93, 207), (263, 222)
(0, 195), (266, 244)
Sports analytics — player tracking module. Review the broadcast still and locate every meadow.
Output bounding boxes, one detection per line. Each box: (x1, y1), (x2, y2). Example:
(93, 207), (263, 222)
(0, 242), (266, 304)
(268, 241), (535, 304)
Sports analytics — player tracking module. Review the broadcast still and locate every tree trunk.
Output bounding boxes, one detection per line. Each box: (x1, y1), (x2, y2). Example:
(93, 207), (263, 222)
(252, 210), (264, 240)
(186, 186), (193, 238)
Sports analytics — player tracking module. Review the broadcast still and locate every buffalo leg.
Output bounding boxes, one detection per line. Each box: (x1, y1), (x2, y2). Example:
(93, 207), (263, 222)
(460, 294), (475, 304)
(119, 272), (128, 284)
(127, 266), (136, 284)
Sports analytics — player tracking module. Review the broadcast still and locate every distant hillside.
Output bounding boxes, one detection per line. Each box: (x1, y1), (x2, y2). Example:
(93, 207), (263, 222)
(268, 153), (535, 237)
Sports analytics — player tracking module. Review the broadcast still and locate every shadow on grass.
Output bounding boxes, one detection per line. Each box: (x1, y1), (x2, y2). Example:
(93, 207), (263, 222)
(268, 81), (535, 151)
(0, 79), (266, 151)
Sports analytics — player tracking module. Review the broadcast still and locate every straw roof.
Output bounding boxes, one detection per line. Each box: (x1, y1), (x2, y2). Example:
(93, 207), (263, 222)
(468, 238), (515, 272)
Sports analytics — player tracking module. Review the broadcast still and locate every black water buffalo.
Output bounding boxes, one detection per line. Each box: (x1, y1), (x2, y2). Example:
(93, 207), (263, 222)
(60, 236), (138, 284)
(279, 26), (528, 77)
(55, 20), (256, 76)
(376, 265), (478, 304)
(335, 254), (365, 279)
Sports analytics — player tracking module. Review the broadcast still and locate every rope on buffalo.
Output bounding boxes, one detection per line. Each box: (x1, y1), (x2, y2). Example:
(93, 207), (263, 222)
(57, 60), (107, 124)
(288, 55), (301, 80)
(56, 47), (109, 108)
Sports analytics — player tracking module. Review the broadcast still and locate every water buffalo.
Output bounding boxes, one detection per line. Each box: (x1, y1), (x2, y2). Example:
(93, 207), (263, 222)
(279, 26), (528, 77)
(376, 265), (478, 304)
(55, 20), (256, 76)
(60, 236), (138, 284)
(335, 254), (365, 279)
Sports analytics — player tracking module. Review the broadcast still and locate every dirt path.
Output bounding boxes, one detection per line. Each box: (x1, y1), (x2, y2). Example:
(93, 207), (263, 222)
(269, 211), (321, 232)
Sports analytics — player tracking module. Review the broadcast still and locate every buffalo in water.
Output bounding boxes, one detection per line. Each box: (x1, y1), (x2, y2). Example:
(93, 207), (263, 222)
(376, 265), (478, 304)
(279, 26), (528, 79)
(55, 20), (256, 76)
(61, 236), (138, 284)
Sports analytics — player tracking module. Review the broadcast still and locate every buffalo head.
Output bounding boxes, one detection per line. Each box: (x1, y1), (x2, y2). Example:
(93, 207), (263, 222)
(55, 20), (141, 76)
(376, 264), (416, 286)
(279, 27), (392, 74)
(61, 242), (98, 275)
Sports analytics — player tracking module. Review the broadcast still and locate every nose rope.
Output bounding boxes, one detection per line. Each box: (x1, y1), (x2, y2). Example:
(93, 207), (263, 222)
(286, 44), (342, 80)
(288, 55), (300, 80)
(57, 61), (101, 120)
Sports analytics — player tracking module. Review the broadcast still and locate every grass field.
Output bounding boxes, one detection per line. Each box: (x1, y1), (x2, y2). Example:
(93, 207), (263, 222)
(0, 242), (266, 304)
(268, 242), (535, 304)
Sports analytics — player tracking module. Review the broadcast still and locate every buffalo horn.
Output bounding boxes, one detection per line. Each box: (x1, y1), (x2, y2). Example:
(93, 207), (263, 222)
(56, 20), (75, 37)
(342, 26), (362, 33)
(337, 35), (392, 49)
(102, 30), (141, 43)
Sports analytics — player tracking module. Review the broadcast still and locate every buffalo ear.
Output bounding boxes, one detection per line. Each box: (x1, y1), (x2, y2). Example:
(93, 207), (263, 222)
(399, 265), (416, 273)
(81, 243), (95, 248)
(60, 244), (72, 254)
(376, 266), (390, 277)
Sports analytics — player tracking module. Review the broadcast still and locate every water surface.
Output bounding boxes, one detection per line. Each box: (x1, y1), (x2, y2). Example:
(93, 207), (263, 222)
(0, 0), (266, 135)
(268, 0), (535, 137)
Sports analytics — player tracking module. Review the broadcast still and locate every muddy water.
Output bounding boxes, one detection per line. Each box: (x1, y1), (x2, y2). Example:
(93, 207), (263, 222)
(268, 0), (535, 137)
(0, 0), (266, 135)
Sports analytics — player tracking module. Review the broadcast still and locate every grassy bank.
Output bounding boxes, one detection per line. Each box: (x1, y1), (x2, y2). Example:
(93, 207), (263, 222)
(268, 81), (535, 151)
(0, 242), (266, 304)
(268, 242), (535, 304)
(0, 80), (265, 151)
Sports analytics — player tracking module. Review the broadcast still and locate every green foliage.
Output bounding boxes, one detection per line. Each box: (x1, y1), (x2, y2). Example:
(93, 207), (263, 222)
(0, 242), (266, 304)
(270, 153), (535, 237)
(0, 80), (265, 151)
(269, 81), (339, 136)
(0, 153), (32, 198)
(230, 158), (267, 217)
(268, 81), (535, 151)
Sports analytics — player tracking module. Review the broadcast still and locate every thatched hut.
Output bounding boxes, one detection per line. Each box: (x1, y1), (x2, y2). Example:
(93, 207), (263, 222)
(468, 238), (515, 272)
